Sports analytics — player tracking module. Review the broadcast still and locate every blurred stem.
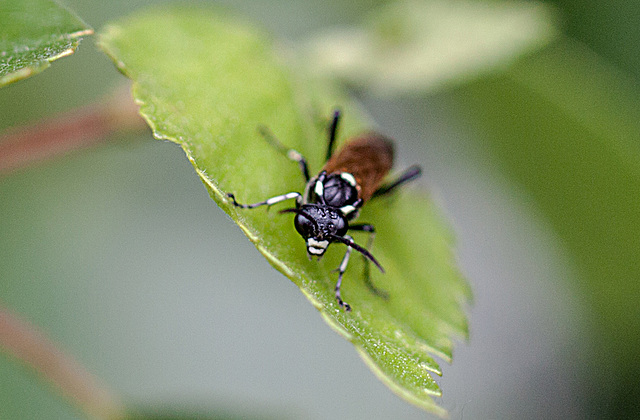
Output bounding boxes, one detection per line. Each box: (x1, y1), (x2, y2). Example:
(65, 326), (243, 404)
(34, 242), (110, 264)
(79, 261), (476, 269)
(0, 84), (147, 175)
(0, 304), (127, 420)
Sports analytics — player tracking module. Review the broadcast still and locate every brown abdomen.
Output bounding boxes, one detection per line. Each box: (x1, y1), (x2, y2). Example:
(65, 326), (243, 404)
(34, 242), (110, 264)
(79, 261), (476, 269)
(323, 132), (394, 203)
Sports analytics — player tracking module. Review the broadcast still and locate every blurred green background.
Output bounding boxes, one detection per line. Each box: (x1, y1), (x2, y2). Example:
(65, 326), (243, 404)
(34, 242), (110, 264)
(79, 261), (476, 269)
(2, 0), (640, 419)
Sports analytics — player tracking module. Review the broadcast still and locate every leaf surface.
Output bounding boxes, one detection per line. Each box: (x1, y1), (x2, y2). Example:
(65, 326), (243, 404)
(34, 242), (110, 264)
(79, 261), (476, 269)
(0, 0), (92, 87)
(99, 7), (470, 416)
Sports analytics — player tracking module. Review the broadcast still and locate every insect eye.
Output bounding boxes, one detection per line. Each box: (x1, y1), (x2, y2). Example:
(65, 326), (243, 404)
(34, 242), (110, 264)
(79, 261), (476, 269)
(294, 213), (315, 238)
(334, 216), (348, 237)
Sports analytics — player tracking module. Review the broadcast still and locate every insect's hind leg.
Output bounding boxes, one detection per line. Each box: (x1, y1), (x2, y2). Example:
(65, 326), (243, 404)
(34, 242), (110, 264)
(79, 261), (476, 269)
(258, 126), (310, 182)
(349, 223), (389, 300)
(372, 165), (422, 199)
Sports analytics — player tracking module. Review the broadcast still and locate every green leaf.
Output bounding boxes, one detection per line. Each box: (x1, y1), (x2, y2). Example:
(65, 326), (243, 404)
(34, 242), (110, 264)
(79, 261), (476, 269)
(98, 7), (470, 416)
(453, 39), (640, 380)
(305, 0), (557, 95)
(0, 0), (92, 87)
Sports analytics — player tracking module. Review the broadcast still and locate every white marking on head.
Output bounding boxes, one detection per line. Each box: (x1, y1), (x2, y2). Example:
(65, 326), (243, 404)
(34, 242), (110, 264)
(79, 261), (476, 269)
(340, 172), (357, 186)
(308, 247), (325, 255)
(307, 238), (329, 249)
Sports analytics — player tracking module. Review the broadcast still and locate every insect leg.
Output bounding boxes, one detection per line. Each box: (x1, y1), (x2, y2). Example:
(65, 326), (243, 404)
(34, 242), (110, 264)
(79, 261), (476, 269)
(258, 126), (310, 182)
(335, 235), (354, 311)
(372, 165), (422, 199)
(227, 192), (301, 209)
(349, 224), (389, 300)
(325, 109), (341, 162)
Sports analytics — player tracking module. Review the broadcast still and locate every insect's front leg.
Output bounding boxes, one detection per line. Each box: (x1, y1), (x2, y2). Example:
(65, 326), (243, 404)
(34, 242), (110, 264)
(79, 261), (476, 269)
(227, 192), (301, 209)
(335, 236), (354, 311)
(349, 223), (389, 300)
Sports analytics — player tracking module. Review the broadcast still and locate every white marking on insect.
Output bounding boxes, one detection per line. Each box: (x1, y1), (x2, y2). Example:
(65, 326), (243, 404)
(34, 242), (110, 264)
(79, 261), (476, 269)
(339, 205), (356, 215)
(340, 172), (357, 186)
(288, 150), (302, 161)
(314, 180), (324, 197)
(338, 235), (352, 277)
(308, 238), (329, 249)
(265, 192), (299, 205)
(308, 247), (325, 255)
(339, 246), (352, 271)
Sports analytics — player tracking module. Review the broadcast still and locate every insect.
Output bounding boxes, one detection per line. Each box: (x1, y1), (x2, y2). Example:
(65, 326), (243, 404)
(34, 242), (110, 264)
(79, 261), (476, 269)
(227, 110), (421, 311)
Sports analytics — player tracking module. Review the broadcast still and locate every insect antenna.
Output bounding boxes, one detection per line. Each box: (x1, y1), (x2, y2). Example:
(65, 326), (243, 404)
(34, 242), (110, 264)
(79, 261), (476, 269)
(326, 109), (341, 161)
(329, 235), (385, 274)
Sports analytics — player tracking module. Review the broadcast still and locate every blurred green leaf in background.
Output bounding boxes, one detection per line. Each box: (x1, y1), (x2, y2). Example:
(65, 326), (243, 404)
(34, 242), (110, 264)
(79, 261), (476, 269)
(453, 35), (640, 420)
(305, 0), (558, 94)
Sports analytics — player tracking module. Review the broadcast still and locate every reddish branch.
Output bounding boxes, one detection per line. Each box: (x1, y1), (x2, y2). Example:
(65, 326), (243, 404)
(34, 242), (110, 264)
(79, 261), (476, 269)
(0, 305), (126, 419)
(0, 85), (147, 175)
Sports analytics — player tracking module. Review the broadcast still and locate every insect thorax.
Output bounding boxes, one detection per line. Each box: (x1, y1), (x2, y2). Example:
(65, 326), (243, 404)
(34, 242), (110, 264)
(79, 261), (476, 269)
(303, 172), (361, 219)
